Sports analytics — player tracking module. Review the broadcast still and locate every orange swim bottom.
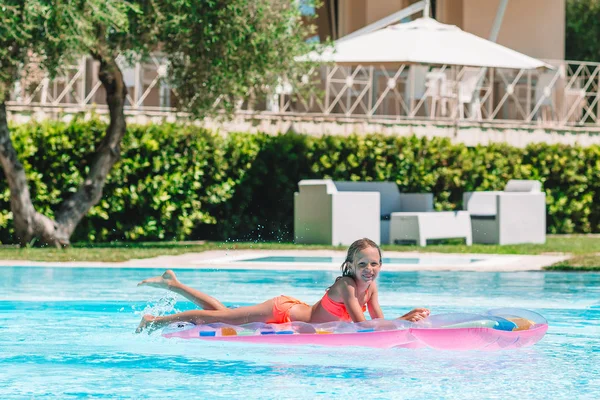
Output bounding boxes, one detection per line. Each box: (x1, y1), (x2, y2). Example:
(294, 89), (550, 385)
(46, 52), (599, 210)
(267, 295), (309, 324)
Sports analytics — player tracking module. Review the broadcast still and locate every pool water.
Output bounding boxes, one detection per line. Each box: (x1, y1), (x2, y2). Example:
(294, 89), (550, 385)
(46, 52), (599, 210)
(239, 255), (484, 264)
(0, 267), (599, 399)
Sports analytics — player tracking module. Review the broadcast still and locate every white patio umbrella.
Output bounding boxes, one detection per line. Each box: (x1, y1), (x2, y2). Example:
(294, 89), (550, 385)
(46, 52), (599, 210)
(306, 17), (551, 70)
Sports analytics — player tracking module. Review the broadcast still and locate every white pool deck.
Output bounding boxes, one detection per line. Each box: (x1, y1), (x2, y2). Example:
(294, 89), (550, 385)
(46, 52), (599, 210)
(0, 249), (569, 272)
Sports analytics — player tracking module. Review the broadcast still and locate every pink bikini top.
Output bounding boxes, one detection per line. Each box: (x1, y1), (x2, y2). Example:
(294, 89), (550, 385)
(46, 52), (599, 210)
(320, 291), (367, 322)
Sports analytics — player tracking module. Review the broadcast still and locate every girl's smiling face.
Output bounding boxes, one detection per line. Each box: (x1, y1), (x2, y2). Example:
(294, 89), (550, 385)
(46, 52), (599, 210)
(351, 246), (381, 284)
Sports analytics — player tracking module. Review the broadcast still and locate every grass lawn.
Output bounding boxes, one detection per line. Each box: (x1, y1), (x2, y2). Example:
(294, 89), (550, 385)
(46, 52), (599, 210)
(544, 254), (600, 271)
(0, 235), (598, 271)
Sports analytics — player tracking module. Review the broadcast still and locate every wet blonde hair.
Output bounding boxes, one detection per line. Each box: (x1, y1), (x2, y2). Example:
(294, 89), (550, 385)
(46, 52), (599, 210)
(340, 238), (382, 277)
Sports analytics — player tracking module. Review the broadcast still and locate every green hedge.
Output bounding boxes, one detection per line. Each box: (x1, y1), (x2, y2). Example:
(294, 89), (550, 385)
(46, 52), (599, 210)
(0, 120), (599, 243)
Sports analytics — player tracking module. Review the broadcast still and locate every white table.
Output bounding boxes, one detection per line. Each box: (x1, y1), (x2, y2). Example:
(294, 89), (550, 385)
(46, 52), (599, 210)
(389, 211), (472, 246)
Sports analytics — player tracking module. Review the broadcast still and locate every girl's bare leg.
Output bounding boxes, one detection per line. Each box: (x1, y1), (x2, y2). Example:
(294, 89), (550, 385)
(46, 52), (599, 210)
(138, 270), (226, 310)
(136, 300), (275, 333)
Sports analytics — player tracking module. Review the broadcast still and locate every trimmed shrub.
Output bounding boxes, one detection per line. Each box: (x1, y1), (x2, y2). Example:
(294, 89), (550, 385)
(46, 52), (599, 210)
(0, 120), (598, 243)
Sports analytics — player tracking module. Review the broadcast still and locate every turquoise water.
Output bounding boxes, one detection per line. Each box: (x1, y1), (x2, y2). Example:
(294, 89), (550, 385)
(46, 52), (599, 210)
(240, 256), (483, 264)
(0, 267), (599, 399)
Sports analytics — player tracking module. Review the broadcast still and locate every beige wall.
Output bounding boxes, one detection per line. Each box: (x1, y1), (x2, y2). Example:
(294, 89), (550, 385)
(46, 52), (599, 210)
(340, 0), (415, 36)
(436, 0), (463, 27)
(366, 0), (406, 25)
(335, 0), (565, 60)
(340, 0), (365, 35)
(459, 0), (565, 60)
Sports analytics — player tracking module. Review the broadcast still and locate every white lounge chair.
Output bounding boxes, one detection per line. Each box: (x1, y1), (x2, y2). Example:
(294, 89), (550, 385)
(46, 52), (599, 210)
(463, 180), (546, 245)
(405, 65), (430, 116)
(389, 211), (472, 246)
(534, 71), (558, 122)
(294, 180), (433, 245)
(457, 67), (483, 120)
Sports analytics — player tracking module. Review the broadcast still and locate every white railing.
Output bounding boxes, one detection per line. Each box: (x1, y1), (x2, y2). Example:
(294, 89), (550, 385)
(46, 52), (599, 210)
(8, 55), (174, 115)
(254, 60), (600, 129)
(6, 56), (600, 130)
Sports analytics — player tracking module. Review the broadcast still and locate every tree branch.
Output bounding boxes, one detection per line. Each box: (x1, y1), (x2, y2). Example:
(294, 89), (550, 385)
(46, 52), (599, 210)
(0, 101), (59, 246)
(54, 54), (128, 239)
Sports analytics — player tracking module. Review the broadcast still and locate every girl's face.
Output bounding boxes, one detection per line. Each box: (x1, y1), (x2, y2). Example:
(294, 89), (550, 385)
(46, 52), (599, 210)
(351, 246), (381, 284)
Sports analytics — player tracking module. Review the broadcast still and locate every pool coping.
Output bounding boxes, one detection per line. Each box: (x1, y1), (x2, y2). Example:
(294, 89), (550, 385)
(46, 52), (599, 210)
(0, 249), (570, 272)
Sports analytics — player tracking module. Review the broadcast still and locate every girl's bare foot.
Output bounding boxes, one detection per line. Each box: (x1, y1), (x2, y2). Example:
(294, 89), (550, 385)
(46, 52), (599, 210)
(136, 314), (158, 333)
(398, 308), (430, 322)
(137, 270), (179, 289)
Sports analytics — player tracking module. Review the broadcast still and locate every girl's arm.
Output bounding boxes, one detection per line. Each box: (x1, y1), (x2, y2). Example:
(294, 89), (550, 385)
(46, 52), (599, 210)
(367, 283), (384, 319)
(339, 279), (368, 323)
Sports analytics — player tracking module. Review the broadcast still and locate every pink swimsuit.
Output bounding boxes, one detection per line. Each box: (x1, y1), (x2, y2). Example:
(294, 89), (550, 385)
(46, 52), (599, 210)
(267, 295), (309, 324)
(320, 292), (367, 322)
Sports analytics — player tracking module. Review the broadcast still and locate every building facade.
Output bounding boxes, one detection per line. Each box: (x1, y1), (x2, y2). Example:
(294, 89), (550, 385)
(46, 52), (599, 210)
(317, 0), (565, 60)
(10, 0), (600, 147)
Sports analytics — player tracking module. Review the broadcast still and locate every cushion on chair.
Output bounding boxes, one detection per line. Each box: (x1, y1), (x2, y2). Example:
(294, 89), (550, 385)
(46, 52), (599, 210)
(504, 180), (542, 193)
(470, 215), (496, 220)
(333, 181), (401, 217)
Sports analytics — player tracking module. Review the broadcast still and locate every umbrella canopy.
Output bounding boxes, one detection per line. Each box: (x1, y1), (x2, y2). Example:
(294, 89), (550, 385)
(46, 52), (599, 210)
(307, 17), (551, 70)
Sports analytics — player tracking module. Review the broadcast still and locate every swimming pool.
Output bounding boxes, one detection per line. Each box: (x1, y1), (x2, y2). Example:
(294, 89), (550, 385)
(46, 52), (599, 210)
(202, 251), (554, 271)
(238, 255), (484, 264)
(1, 266), (598, 399)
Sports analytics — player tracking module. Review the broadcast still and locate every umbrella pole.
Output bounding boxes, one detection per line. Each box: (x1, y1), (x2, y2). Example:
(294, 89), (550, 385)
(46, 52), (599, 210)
(489, 68), (495, 120)
(489, 0), (510, 42)
(473, 0), (509, 120)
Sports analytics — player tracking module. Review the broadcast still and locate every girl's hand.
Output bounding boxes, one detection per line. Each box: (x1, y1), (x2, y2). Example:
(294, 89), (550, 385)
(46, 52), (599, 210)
(398, 308), (430, 322)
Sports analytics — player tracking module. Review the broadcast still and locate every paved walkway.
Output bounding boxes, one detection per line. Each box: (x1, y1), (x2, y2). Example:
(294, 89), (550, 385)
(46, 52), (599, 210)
(0, 249), (569, 272)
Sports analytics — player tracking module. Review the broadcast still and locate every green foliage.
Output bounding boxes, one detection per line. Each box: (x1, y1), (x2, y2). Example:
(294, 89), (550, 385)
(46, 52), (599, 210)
(0, 118), (250, 242)
(1, 0), (321, 246)
(1, 120), (599, 243)
(566, 0), (600, 61)
(158, 0), (320, 117)
(0, 0), (130, 95)
(1, 0), (319, 105)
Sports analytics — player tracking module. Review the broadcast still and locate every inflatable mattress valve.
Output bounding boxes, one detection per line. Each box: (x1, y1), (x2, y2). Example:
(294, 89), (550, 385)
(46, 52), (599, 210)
(221, 327), (238, 336)
(315, 329), (333, 334)
(506, 318), (535, 331)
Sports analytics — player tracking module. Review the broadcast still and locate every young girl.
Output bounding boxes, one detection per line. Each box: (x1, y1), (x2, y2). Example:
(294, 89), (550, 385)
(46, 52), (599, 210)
(136, 238), (430, 333)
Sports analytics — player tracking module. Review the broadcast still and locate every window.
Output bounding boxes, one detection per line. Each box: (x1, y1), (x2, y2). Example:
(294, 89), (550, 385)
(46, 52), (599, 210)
(299, 0), (316, 16)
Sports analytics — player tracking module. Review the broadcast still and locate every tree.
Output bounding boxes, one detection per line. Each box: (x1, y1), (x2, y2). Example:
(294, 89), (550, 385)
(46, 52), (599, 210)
(566, 0), (600, 61)
(0, 0), (131, 246)
(0, 0), (317, 246)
